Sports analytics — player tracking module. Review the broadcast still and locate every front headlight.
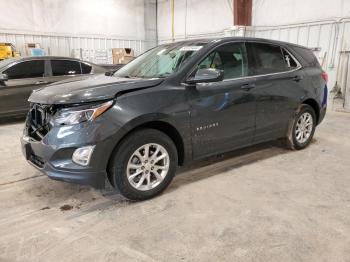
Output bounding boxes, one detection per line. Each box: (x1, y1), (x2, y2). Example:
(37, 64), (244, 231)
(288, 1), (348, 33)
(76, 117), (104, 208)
(51, 100), (113, 126)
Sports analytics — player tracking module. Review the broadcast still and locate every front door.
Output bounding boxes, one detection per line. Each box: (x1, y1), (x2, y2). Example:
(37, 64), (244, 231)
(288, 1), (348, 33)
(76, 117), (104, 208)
(188, 42), (256, 159)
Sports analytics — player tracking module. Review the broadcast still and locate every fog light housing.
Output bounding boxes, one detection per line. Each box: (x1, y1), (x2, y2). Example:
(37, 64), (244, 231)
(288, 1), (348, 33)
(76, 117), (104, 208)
(72, 145), (95, 166)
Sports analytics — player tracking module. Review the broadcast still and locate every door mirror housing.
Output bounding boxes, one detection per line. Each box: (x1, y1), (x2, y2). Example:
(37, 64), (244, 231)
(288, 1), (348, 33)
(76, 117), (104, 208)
(0, 73), (8, 82)
(186, 68), (224, 84)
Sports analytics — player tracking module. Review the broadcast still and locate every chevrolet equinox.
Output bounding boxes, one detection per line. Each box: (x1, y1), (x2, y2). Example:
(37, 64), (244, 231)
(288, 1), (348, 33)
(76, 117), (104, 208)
(21, 37), (328, 200)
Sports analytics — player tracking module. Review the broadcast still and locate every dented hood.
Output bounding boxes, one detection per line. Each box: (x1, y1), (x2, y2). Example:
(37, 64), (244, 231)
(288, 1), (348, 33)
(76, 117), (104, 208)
(28, 74), (164, 104)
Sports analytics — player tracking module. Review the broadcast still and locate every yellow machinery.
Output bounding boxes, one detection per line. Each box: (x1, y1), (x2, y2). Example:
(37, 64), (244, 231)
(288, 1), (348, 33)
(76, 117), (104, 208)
(0, 43), (20, 60)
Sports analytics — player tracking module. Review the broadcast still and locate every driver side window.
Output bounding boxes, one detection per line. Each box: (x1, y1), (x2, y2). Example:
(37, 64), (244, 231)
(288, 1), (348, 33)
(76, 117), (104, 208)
(198, 42), (248, 80)
(4, 60), (45, 80)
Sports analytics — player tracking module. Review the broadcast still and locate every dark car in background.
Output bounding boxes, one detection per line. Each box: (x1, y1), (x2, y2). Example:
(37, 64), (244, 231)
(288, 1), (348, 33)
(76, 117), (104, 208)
(0, 56), (112, 120)
(21, 37), (328, 200)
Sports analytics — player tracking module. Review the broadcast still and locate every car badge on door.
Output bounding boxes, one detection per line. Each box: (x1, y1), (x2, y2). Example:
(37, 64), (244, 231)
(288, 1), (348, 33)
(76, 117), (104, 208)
(196, 122), (219, 131)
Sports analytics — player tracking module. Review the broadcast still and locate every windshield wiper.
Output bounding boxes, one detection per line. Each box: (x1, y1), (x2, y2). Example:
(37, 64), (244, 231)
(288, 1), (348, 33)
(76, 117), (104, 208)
(116, 74), (136, 79)
(155, 73), (171, 78)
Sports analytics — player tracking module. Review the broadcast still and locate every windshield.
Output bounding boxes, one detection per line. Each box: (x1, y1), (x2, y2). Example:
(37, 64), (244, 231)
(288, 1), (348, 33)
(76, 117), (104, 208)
(114, 42), (206, 78)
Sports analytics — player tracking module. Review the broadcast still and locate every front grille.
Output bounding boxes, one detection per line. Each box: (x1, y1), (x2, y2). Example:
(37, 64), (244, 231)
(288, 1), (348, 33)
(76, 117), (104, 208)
(27, 103), (52, 141)
(31, 105), (45, 127)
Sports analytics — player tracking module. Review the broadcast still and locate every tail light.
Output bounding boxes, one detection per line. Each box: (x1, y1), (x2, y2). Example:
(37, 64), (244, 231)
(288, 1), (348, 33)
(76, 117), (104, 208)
(321, 71), (328, 82)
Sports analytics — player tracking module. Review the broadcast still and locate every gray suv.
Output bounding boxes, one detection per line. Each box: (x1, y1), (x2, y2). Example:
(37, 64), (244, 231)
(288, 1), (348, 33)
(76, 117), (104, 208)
(21, 37), (328, 200)
(0, 56), (107, 120)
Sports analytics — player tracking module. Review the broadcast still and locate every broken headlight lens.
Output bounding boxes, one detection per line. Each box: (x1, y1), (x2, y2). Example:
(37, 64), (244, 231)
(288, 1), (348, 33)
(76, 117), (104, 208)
(51, 100), (113, 126)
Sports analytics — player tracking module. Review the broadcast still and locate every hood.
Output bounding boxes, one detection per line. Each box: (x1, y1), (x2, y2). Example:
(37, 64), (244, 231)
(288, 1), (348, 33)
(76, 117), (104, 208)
(28, 74), (164, 104)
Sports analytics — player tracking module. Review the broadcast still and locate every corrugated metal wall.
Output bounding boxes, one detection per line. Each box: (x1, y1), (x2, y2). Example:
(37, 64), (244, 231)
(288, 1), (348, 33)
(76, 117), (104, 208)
(0, 29), (155, 59)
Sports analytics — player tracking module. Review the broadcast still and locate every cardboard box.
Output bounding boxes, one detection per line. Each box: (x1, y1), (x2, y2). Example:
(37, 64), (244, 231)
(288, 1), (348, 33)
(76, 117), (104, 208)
(112, 48), (134, 64)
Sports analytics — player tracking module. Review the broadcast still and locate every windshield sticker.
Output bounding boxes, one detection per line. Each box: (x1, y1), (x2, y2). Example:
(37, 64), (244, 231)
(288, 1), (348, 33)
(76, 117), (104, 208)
(180, 46), (203, 52)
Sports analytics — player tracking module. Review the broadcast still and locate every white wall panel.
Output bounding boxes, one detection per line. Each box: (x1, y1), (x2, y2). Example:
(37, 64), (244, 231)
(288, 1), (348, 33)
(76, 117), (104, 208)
(157, 0), (233, 42)
(0, 0), (157, 59)
(0, 0), (146, 38)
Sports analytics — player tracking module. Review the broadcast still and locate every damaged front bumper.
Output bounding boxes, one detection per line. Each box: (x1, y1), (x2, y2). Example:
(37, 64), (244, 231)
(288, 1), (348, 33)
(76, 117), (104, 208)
(20, 107), (123, 189)
(21, 134), (106, 188)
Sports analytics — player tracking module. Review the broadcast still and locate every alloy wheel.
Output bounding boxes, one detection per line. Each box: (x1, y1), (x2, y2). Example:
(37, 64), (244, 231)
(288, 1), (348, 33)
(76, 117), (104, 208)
(126, 143), (170, 191)
(295, 112), (313, 144)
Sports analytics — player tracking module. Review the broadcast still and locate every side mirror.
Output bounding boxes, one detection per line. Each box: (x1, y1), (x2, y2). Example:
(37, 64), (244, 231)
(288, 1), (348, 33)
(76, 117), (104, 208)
(0, 73), (8, 82)
(186, 68), (224, 85)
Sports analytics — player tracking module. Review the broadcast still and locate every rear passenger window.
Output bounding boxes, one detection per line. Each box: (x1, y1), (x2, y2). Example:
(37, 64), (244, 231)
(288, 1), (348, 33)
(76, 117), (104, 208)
(81, 63), (92, 74)
(198, 42), (248, 79)
(4, 60), (45, 79)
(51, 60), (82, 76)
(248, 43), (287, 75)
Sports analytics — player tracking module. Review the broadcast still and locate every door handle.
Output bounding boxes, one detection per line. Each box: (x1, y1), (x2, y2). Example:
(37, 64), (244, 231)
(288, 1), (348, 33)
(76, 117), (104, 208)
(292, 75), (303, 82)
(35, 80), (48, 85)
(241, 83), (255, 91)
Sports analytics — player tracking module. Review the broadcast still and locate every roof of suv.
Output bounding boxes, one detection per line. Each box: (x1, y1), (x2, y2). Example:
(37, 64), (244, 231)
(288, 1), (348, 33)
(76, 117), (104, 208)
(169, 37), (310, 50)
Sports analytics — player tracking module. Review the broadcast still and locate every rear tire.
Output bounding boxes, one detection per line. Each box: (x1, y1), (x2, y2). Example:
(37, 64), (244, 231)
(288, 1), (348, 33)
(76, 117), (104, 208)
(108, 128), (178, 201)
(285, 104), (316, 150)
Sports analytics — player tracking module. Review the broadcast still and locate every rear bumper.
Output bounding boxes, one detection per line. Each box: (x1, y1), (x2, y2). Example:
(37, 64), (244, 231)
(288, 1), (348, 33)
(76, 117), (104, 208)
(318, 106), (326, 125)
(318, 84), (328, 125)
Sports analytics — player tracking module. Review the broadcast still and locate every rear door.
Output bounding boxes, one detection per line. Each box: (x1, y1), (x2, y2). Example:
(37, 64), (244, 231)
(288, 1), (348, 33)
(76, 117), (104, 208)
(0, 59), (47, 116)
(246, 42), (305, 143)
(45, 59), (83, 83)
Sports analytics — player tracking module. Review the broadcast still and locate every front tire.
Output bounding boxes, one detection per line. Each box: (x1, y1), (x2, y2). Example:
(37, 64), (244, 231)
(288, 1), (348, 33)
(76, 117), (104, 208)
(108, 128), (178, 200)
(286, 104), (316, 150)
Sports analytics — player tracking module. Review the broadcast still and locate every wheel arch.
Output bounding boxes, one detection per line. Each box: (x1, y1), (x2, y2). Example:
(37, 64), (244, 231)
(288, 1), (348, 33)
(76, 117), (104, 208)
(302, 98), (320, 124)
(129, 120), (185, 166)
(106, 118), (186, 186)
(107, 116), (186, 175)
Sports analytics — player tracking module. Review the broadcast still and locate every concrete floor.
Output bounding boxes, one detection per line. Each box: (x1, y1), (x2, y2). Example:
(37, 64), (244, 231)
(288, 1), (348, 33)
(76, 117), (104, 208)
(0, 112), (350, 262)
